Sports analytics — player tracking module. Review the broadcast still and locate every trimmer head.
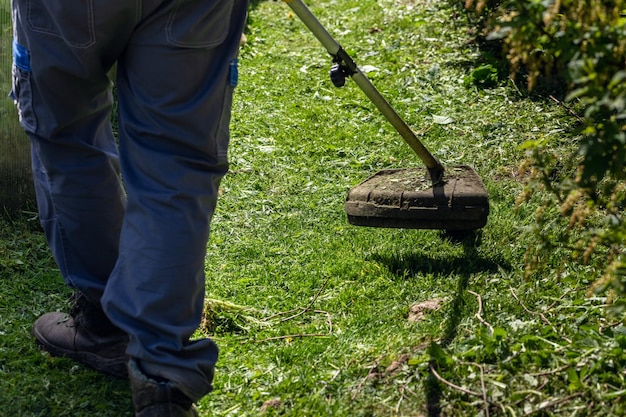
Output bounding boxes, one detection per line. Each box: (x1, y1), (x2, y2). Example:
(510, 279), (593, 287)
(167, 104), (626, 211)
(345, 165), (489, 230)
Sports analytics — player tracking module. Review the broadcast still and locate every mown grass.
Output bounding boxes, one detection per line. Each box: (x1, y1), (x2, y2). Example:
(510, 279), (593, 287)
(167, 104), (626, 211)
(1, 0), (624, 416)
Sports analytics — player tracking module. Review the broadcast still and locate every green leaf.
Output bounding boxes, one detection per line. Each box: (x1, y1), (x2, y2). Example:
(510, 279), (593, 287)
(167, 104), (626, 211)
(566, 368), (583, 391)
(428, 342), (453, 368)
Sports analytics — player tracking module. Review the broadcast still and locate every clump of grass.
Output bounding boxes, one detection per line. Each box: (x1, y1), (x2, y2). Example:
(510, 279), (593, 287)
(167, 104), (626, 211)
(202, 298), (269, 334)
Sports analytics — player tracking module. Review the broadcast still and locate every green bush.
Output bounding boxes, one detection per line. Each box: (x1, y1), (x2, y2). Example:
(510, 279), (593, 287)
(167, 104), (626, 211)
(460, 0), (626, 308)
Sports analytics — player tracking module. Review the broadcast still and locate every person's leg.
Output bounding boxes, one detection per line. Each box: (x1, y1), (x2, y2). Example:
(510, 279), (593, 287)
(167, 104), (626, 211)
(11, 0), (137, 377)
(11, 0), (139, 303)
(101, 0), (248, 404)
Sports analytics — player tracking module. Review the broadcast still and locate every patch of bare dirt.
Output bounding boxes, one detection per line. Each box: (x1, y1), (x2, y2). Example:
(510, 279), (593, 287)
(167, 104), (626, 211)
(407, 298), (444, 323)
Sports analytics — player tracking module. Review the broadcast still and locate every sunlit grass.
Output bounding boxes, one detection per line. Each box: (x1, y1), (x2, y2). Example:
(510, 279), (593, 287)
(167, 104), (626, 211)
(1, 1), (619, 416)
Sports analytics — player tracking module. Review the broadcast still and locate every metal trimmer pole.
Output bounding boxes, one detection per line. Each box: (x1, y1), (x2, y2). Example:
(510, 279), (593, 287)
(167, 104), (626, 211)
(282, 0), (445, 184)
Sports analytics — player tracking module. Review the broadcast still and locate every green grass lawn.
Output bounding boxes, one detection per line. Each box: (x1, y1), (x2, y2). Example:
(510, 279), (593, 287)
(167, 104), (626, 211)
(2, 0), (624, 416)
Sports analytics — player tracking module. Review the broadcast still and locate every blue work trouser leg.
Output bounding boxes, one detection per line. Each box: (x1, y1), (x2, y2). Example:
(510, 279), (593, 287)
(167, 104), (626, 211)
(103, 1), (248, 401)
(11, 0), (248, 401)
(11, 0), (134, 303)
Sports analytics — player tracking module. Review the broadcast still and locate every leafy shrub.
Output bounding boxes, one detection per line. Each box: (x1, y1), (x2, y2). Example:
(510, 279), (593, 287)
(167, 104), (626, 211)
(459, 0), (626, 308)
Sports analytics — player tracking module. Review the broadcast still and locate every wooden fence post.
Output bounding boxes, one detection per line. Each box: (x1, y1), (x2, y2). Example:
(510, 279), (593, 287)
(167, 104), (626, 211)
(1, 2), (36, 215)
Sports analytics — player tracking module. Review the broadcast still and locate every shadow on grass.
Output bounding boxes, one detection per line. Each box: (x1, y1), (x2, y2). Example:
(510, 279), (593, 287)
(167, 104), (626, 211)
(9, 368), (132, 416)
(370, 231), (510, 417)
(248, 0), (266, 9)
(370, 231), (506, 278)
(245, 0), (271, 32)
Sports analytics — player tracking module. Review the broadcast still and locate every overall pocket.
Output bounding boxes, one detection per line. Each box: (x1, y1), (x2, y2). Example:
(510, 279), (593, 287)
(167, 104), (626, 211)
(166, 0), (234, 48)
(10, 40), (37, 132)
(27, 0), (95, 48)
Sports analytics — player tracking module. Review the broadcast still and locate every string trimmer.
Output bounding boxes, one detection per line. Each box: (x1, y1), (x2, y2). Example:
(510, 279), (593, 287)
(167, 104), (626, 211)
(282, 0), (489, 230)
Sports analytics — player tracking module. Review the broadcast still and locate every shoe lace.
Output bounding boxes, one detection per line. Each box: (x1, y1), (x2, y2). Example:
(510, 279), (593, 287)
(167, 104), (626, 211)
(67, 291), (123, 337)
(68, 292), (88, 319)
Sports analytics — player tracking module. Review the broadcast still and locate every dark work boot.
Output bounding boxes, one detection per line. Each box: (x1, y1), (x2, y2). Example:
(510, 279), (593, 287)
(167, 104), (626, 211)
(129, 359), (199, 417)
(33, 292), (129, 378)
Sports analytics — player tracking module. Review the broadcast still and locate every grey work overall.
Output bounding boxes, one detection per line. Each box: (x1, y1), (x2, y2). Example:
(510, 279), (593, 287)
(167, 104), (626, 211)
(11, 0), (248, 401)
